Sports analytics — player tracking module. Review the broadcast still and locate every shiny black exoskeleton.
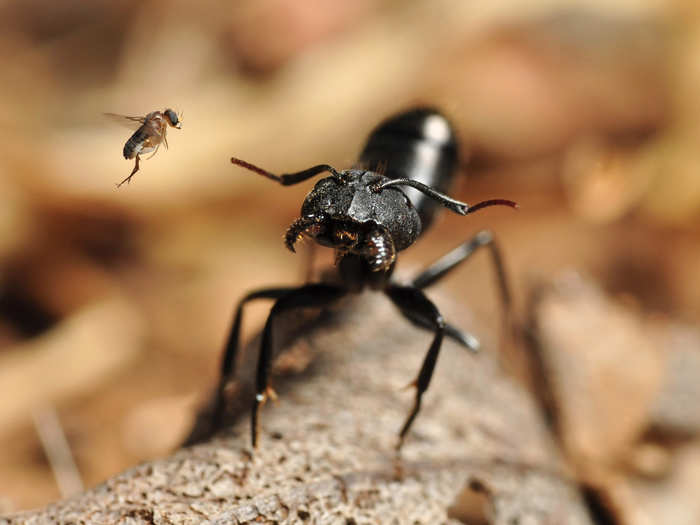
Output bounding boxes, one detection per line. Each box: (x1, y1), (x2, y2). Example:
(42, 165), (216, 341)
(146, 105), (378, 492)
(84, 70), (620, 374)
(214, 108), (517, 451)
(358, 106), (458, 230)
(296, 170), (421, 258)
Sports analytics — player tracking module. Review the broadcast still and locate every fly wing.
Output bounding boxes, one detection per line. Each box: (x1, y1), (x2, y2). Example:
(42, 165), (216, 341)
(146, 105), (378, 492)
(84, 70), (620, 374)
(104, 112), (147, 129)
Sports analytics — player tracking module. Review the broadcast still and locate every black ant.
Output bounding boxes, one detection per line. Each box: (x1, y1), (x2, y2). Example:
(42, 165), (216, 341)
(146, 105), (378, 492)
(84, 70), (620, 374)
(214, 108), (517, 451)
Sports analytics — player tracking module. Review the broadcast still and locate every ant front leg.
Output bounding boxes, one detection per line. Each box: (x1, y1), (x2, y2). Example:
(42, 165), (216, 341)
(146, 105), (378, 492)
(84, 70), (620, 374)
(397, 309), (480, 353)
(412, 230), (513, 340)
(385, 285), (445, 451)
(211, 287), (298, 433)
(251, 283), (346, 448)
(116, 155), (140, 188)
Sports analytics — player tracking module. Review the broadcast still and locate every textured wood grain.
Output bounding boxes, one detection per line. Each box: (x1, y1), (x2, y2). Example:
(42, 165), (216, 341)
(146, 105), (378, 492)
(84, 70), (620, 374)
(2, 291), (592, 524)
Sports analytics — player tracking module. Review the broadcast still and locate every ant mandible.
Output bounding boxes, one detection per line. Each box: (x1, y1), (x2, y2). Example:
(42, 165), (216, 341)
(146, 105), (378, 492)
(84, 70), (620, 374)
(213, 108), (517, 451)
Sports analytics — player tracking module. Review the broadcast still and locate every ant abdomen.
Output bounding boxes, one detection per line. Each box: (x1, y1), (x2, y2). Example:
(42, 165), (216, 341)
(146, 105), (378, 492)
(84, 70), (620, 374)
(358, 108), (458, 230)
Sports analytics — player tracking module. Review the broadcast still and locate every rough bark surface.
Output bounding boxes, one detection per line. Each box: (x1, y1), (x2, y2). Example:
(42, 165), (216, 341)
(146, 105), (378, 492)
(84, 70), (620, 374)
(1, 292), (592, 525)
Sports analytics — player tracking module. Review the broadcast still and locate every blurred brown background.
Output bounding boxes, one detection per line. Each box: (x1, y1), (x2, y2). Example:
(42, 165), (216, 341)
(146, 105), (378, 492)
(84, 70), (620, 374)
(1, 0), (699, 521)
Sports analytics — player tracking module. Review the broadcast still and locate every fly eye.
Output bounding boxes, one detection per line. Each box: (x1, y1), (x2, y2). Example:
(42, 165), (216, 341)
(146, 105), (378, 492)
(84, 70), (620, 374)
(164, 109), (179, 126)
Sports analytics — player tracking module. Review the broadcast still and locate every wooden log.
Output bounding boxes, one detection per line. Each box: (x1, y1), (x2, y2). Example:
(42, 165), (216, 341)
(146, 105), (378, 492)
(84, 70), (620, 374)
(1, 292), (591, 524)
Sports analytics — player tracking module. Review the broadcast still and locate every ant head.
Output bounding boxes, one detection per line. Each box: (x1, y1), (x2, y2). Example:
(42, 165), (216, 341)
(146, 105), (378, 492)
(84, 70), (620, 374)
(164, 108), (182, 129)
(285, 170), (422, 271)
(229, 155), (517, 272)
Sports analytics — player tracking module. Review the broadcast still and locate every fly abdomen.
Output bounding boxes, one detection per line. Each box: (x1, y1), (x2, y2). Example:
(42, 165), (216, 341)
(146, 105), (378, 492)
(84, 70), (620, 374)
(123, 127), (149, 159)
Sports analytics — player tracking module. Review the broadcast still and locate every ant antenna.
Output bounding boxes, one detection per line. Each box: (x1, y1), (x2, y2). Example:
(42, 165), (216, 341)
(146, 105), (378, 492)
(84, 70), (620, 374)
(465, 199), (519, 214)
(231, 156), (344, 186)
(375, 178), (518, 215)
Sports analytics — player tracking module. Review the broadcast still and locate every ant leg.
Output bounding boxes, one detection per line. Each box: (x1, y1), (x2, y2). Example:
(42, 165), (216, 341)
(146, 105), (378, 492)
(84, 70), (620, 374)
(385, 285), (445, 450)
(412, 230), (512, 328)
(395, 232), (512, 353)
(397, 309), (479, 353)
(211, 287), (297, 433)
(251, 284), (346, 448)
(116, 155), (140, 188)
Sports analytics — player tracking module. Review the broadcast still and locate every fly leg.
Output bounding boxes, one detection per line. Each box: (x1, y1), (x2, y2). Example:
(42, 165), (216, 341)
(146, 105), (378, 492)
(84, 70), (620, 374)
(145, 144), (160, 160)
(116, 155), (140, 188)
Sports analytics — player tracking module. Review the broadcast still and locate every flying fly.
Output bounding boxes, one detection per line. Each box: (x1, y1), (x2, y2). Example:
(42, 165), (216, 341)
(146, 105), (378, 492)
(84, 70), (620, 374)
(106, 108), (182, 188)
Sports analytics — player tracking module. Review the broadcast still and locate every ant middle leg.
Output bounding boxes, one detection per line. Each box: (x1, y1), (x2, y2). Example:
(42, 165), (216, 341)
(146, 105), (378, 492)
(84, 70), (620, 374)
(397, 309), (480, 353)
(411, 230), (514, 340)
(412, 229), (511, 308)
(385, 284), (445, 451)
(251, 283), (346, 448)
